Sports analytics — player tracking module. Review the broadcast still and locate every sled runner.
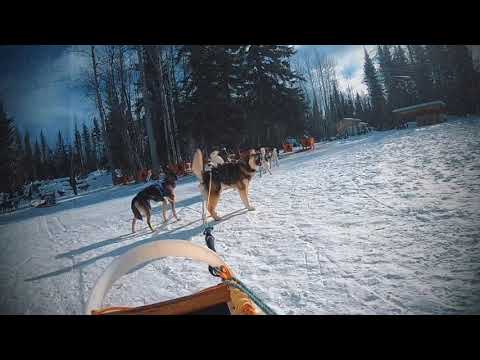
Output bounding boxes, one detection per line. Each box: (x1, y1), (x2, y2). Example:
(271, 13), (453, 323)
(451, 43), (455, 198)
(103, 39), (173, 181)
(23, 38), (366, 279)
(86, 229), (276, 315)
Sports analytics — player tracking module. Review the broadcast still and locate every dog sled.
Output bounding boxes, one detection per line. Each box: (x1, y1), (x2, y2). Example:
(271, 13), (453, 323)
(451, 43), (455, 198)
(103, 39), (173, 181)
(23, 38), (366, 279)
(301, 136), (315, 151)
(31, 192), (57, 208)
(86, 227), (276, 315)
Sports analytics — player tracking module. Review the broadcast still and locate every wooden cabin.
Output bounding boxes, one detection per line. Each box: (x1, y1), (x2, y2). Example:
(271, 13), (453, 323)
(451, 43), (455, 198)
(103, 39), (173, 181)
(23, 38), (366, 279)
(336, 118), (371, 138)
(392, 101), (447, 127)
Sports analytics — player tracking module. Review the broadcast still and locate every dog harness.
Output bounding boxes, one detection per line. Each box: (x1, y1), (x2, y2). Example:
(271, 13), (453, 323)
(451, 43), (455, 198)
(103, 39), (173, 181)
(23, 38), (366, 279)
(152, 182), (173, 199)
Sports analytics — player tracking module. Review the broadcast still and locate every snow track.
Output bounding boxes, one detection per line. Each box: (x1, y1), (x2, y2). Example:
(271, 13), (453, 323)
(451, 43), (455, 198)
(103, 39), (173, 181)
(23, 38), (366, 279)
(1, 117), (479, 314)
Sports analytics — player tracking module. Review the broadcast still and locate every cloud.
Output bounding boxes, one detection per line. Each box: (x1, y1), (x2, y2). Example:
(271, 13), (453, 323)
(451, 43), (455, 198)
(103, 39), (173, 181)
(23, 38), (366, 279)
(0, 46), (95, 146)
(2, 45), (379, 146)
(294, 45), (377, 96)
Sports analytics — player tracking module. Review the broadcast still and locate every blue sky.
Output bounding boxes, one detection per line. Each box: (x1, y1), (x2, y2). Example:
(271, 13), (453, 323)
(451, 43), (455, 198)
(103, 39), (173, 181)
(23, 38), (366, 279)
(0, 45), (374, 146)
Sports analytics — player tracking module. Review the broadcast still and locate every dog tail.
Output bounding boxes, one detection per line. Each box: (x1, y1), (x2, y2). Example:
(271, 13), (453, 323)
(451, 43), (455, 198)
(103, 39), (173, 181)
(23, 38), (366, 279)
(192, 149), (204, 181)
(131, 197), (143, 220)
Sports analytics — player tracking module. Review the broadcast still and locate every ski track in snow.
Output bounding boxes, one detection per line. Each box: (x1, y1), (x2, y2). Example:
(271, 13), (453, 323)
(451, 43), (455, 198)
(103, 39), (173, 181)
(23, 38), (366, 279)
(1, 117), (480, 314)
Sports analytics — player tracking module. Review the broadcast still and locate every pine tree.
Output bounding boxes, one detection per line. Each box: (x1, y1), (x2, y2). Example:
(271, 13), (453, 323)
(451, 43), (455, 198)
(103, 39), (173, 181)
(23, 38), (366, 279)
(0, 102), (16, 193)
(40, 130), (48, 163)
(446, 45), (479, 114)
(409, 45), (434, 103)
(390, 46), (417, 108)
(363, 49), (388, 129)
(54, 130), (67, 177)
(354, 92), (364, 118)
(13, 127), (25, 189)
(33, 138), (42, 180)
(180, 45), (245, 149)
(425, 45), (451, 101)
(243, 45), (305, 146)
(376, 45), (395, 105)
(73, 122), (84, 174)
(82, 122), (92, 173)
(310, 96), (322, 138)
(23, 130), (34, 182)
(91, 116), (103, 169)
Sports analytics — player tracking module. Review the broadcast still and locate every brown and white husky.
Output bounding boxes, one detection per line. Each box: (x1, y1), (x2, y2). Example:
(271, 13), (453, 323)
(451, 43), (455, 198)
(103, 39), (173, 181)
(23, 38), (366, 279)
(192, 149), (261, 221)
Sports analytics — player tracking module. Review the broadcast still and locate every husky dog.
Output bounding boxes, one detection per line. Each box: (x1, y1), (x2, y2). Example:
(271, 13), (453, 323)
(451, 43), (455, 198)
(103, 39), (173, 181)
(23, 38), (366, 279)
(258, 147), (273, 176)
(131, 172), (179, 233)
(192, 148), (260, 221)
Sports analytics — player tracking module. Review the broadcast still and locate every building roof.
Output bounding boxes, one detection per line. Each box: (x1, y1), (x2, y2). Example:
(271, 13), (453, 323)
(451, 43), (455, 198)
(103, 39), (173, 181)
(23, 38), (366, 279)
(392, 101), (446, 114)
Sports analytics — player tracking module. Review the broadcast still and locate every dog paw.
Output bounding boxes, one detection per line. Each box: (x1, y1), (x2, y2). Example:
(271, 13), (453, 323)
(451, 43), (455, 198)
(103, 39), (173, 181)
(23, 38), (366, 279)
(248, 206), (256, 211)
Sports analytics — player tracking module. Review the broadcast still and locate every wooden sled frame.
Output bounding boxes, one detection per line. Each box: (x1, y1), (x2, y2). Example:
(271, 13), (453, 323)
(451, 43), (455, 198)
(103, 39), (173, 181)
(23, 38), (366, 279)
(87, 240), (261, 315)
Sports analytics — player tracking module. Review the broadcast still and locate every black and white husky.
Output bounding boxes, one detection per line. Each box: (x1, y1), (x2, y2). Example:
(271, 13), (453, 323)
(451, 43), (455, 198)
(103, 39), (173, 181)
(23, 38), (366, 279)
(131, 173), (179, 233)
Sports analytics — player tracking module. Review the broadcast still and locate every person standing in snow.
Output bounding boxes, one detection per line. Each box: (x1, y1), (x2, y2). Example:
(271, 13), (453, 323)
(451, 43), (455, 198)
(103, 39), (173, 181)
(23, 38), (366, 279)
(145, 169), (152, 182)
(70, 173), (78, 196)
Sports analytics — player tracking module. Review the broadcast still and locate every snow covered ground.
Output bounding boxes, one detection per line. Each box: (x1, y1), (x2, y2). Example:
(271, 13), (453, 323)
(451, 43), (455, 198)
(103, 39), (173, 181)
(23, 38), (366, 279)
(1, 117), (479, 314)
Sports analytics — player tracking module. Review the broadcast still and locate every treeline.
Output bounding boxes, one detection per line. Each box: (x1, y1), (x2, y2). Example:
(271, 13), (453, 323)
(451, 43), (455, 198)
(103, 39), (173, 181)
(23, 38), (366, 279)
(1, 45), (479, 194)
(295, 50), (372, 140)
(81, 45), (307, 179)
(363, 45), (480, 129)
(295, 45), (480, 138)
(0, 103), (107, 193)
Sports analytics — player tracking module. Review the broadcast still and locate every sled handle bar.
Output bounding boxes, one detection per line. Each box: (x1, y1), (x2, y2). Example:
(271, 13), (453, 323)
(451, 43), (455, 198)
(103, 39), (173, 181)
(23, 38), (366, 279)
(85, 240), (231, 314)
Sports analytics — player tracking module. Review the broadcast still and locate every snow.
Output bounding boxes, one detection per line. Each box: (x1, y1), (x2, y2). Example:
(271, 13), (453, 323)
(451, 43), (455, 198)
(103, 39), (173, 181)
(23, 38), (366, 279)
(37, 170), (114, 199)
(1, 117), (480, 314)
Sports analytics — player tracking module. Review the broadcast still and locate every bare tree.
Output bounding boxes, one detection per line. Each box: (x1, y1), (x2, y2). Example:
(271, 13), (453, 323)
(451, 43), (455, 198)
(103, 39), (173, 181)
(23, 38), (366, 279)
(90, 46), (114, 180)
(137, 46), (161, 174)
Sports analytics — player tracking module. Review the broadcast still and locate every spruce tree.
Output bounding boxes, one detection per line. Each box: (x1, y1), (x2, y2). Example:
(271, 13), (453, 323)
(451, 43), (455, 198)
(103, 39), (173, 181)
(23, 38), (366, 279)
(73, 122), (84, 174)
(446, 45), (479, 114)
(33, 138), (42, 180)
(376, 45), (395, 105)
(409, 45), (434, 102)
(91, 117), (103, 169)
(54, 131), (67, 177)
(82, 122), (92, 173)
(23, 130), (34, 183)
(13, 127), (24, 189)
(40, 130), (48, 163)
(243, 45), (305, 146)
(0, 102), (16, 193)
(354, 92), (364, 118)
(363, 49), (388, 129)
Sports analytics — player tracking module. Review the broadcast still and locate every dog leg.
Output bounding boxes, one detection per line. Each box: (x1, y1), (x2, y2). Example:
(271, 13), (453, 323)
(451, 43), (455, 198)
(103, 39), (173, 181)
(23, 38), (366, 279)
(132, 218), (136, 233)
(162, 201), (168, 223)
(240, 183), (255, 211)
(170, 199), (179, 221)
(146, 213), (155, 232)
(207, 191), (222, 221)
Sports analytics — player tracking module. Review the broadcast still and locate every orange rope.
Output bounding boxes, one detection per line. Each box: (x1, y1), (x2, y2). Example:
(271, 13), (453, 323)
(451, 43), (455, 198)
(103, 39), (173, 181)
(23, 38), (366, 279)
(217, 265), (234, 281)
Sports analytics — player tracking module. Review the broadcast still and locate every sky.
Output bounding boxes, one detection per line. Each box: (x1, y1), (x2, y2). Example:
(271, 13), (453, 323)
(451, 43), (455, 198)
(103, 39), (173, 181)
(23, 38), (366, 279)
(0, 45), (375, 146)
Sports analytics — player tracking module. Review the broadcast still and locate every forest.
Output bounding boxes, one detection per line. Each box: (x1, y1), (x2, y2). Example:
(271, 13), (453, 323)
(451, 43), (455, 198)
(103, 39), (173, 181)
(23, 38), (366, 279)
(1, 45), (479, 194)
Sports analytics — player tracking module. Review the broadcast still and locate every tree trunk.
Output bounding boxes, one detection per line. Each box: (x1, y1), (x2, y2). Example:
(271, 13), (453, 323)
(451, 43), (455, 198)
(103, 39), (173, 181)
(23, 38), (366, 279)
(118, 46), (142, 172)
(90, 46), (115, 182)
(137, 46), (161, 174)
(156, 46), (174, 166)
